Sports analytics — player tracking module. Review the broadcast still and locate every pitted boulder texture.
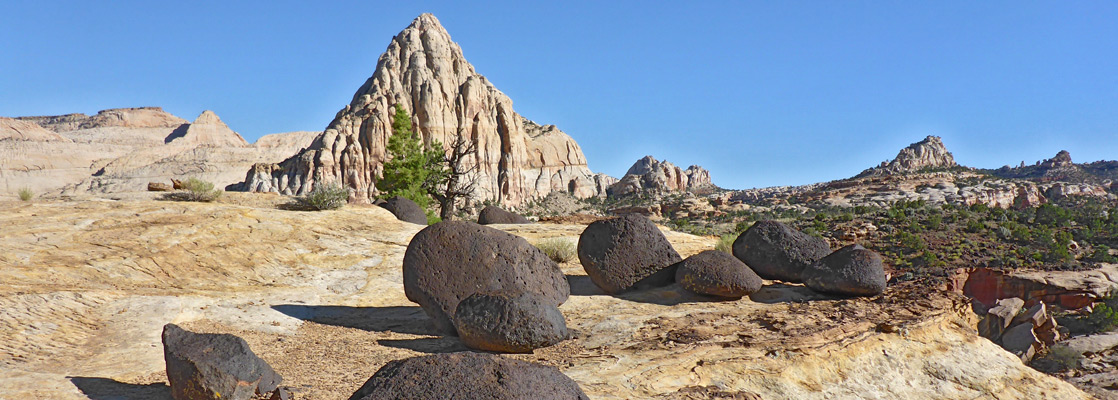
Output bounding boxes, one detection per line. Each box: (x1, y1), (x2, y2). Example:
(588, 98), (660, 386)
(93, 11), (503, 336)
(477, 205), (530, 224)
(732, 220), (830, 282)
(379, 196), (427, 225)
(453, 291), (568, 353)
(801, 244), (888, 297)
(577, 214), (683, 294)
(348, 352), (589, 400)
(403, 221), (569, 334)
(675, 250), (763, 299)
(162, 323), (282, 400)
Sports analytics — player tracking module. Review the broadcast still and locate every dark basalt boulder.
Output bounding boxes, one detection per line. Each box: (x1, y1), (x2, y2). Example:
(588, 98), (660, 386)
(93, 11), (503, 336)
(403, 221), (569, 334)
(731, 220), (831, 282)
(577, 214), (683, 294)
(477, 205), (530, 224)
(379, 196), (427, 225)
(348, 352), (589, 400)
(801, 244), (888, 297)
(675, 250), (763, 299)
(453, 291), (568, 353)
(162, 323), (282, 400)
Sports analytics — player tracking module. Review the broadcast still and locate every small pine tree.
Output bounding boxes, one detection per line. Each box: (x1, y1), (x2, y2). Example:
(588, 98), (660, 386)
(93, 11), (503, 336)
(376, 105), (446, 211)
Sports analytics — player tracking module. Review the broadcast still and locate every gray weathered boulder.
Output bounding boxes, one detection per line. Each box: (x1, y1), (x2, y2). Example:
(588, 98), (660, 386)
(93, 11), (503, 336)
(477, 205), (530, 224)
(403, 221), (569, 334)
(978, 298), (1025, 341)
(801, 244), (887, 296)
(380, 196), (427, 225)
(162, 323), (282, 400)
(348, 352), (589, 400)
(674, 250), (763, 299)
(577, 214), (682, 294)
(732, 220), (830, 282)
(453, 291), (568, 353)
(1000, 323), (1040, 362)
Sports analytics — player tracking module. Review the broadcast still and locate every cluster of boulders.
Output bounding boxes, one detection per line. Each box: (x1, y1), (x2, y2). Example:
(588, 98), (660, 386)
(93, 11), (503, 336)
(976, 298), (1061, 362)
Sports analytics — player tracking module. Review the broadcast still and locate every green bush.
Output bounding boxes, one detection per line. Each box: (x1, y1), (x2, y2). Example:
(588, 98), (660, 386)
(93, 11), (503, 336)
(180, 178), (223, 202)
(17, 187), (33, 201)
(716, 234), (736, 254)
(1087, 302), (1118, 332)
(299, 183), (349, 210)
(536, 237), (576, 264)
(1036, 345), (1084, 372)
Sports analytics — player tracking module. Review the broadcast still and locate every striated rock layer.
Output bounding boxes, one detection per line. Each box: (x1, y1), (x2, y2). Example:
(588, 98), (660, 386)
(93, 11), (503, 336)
(241, 14), (612, 206)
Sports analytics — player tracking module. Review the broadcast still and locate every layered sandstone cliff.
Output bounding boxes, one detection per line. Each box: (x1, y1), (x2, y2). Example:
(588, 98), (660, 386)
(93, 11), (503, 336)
(241, 14), (611, 205)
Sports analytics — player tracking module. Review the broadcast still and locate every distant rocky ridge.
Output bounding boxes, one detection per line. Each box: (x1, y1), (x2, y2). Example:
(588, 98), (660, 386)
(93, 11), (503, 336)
(607, 155), (713, 197)
(991, 150), (1118, 186)
(241, 14), (614, 206)
(857, 135), (957, 177)
(1, 107), (318, 195)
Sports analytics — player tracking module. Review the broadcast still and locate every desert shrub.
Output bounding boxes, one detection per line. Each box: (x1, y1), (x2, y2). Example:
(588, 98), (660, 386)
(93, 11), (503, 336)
(17, 187), (32, 201)
(1033, 345), (1084, 372)
(1090, 244), (1118, 263)
(299, 183), (349, 210)
(536, 237), (576, 264)
(179, 178), (223, 202)
(715, 234), (736, 253)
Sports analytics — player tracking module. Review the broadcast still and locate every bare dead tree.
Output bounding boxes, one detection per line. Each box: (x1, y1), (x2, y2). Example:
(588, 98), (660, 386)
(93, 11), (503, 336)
(429, 130), (479, 220)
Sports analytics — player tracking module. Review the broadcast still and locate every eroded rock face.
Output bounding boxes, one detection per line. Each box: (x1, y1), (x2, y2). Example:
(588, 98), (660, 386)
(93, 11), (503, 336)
(242, 14), (608, 206)
(674, 250), (763, 299)
(0, 117), (72, 142)
(348, 352), (589, 400)
(607, 156), (713, 197)
(453, 291), (568, 353)
(477, 205), (529, 225)
(732, 220), (831, 283)
(379, 196), (427, 225)
(801, 244), (887, 297)
(577, 214), (683, 294)
(402, 221), (569, 333)
(858, 136), (957, 177)
(162, 323), (282, 400)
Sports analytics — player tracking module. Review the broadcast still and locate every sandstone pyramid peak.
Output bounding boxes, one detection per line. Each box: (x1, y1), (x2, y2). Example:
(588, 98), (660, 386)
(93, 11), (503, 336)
(858, 135), (957, 177)
(242, 14), (610, 205)
(608, 155), (713, 196)
(1040, 150), (1074, 168)
(169, 110), (248, 147)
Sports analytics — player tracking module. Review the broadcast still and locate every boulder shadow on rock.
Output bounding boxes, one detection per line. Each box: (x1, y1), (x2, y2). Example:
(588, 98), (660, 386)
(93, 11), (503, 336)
(453, 291), (568, 353)
(379, 196), (427, 225)
(348, 352), (589, 400)
(577, 214), (682, 294)
(731, 220), (831, 282)
(477, 205), (530, 224)
(403, 221), (569, 334)
(162, 323), (281, 400)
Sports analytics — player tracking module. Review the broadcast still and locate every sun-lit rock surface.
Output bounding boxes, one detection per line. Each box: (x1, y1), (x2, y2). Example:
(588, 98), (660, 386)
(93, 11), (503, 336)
(0, 194), (1088, 399)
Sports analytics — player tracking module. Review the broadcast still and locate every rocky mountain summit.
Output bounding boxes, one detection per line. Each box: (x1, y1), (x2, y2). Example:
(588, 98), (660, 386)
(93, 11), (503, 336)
(242, 14), (612, 206)
(606, 156), (713, 197)
(0, 107), (317, 195)
(857, 135), (957, 177)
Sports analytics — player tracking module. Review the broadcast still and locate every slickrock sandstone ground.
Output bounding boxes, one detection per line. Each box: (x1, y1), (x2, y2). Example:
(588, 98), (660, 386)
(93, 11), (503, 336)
(243, 14), (614, 205)
(0, 193), (1088, 399)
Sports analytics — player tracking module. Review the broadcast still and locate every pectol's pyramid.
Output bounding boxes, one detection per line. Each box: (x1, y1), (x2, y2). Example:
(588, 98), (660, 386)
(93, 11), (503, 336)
(243, 13), (614, 205)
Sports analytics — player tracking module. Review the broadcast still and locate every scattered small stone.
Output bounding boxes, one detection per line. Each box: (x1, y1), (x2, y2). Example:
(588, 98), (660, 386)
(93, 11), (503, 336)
(148, 182), (173, 192)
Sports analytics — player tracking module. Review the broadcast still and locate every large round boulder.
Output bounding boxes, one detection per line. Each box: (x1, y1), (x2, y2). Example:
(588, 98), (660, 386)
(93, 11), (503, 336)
(379, 196), (427, 225)
(801, 244), (887, 296)
(731, 220), (830, 282)
(577, 214), (683, 294)
(162, 324), (282, 400)
(403, 221), (569, 334)
(453, 291), (568, 353)
(477, 205), (530, 224)
(675, 250), (763, 299)
(348, 352), (589, 400)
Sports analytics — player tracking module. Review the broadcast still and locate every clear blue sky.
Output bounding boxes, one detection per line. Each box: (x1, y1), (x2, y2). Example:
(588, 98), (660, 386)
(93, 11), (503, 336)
(2, 1), (1116, 189)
